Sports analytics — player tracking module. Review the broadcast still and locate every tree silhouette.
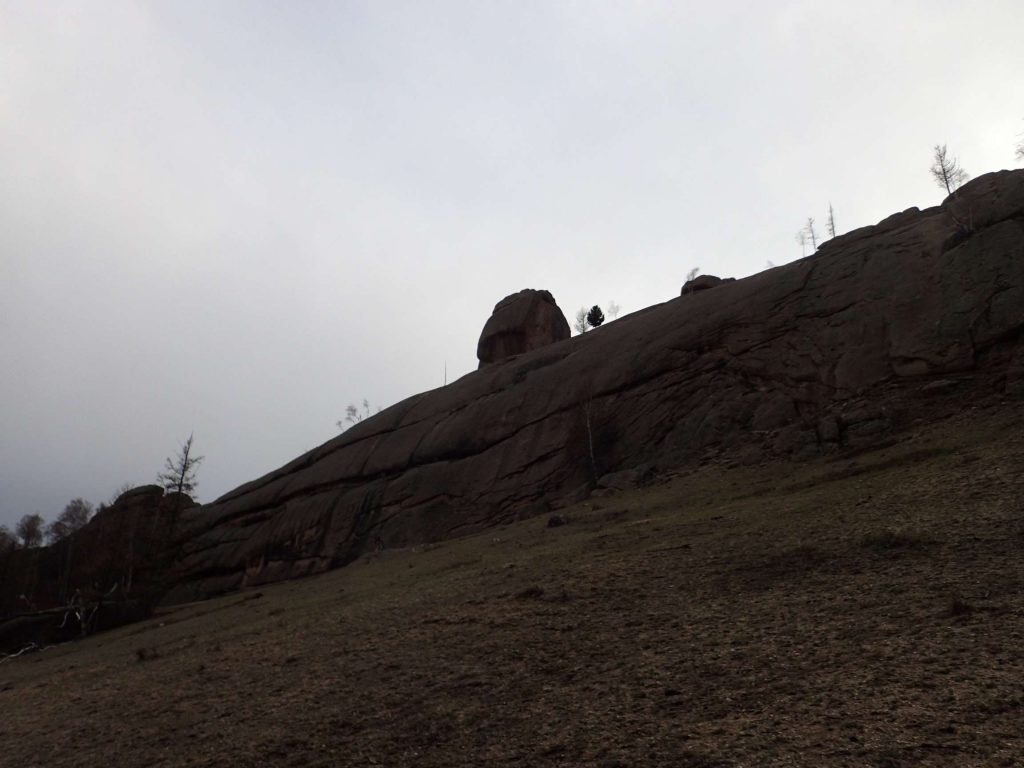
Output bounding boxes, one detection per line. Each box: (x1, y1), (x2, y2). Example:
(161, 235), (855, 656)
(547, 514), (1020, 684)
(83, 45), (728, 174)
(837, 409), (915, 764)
(805, 217), (819, 251)
(573, 307), (589, 335)
(930, 144), (969, 195)
(337, 399), (379, 431)
(46, 498), (93, 544)
(15, 513), (45, 548)
(586, 305), (605, 329)
(158, 433), (203, 498)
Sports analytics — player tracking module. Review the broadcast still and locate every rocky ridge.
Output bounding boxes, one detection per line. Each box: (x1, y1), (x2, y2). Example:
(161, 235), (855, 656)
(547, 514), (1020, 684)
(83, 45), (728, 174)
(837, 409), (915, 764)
(168, 170), (1024, 603)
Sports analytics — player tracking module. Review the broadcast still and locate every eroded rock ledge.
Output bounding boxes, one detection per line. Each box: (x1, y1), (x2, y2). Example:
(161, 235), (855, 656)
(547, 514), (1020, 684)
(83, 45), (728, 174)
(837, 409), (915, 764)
(168, 170), (1024, 603)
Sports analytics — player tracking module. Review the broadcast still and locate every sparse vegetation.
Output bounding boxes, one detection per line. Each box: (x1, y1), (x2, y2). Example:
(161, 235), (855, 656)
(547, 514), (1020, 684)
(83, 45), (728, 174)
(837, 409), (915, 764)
(804, 217), (819, 251)
(336, 399), (379, 431)
(2, 404), (1023, 767)
(158, 433), (203, 498)
(572, 307), (589, 335)
(158, 434), (203, 540)
(14, 513), (45, 549)
(930, 143), (969, 195)
(46, 498), (93, 544)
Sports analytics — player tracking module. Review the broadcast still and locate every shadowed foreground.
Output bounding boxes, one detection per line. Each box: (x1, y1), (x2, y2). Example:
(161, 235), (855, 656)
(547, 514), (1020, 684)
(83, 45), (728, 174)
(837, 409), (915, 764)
(2, 402), (1022, 767)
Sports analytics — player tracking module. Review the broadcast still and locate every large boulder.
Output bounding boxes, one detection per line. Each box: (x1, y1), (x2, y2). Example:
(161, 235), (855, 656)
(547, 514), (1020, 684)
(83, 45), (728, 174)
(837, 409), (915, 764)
(166, 170), (1024, 604)
(476, 289), (571, 368)
(681, 274), (735, 295)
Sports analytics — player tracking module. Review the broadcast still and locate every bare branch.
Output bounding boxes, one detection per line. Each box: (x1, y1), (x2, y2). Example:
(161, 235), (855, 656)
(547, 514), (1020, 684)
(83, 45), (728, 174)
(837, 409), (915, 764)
(573, 307), (589, 335)
(805, 218), (819, 252)
(157, 433), (203, 497)
(930, 144), (969, 195)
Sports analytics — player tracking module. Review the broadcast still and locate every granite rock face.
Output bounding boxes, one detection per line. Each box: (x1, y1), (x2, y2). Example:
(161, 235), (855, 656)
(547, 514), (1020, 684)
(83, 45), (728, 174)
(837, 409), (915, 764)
(681, 274), (735, 295)
(477, 289), (571, 367)
(168, 170), (1024, 603)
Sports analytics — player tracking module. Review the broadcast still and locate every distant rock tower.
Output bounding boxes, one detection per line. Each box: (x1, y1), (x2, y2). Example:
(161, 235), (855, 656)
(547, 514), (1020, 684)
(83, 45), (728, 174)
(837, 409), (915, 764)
(476, 289), (571, 368)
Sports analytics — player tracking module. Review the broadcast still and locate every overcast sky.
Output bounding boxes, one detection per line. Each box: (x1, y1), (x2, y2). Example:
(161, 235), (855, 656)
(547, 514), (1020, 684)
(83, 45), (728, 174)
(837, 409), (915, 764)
(2, 1), (1023, 528)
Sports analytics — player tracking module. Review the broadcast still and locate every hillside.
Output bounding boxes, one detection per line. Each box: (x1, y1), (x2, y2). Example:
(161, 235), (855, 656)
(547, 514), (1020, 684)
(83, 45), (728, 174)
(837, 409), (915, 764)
(170, 169), (1024, 604)
(2, 402), (1022, 767)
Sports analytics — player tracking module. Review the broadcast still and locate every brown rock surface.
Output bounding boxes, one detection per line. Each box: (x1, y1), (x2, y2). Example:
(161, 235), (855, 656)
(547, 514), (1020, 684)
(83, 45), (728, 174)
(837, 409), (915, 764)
(476, 288), (571, 367)
(0, 486), (195, 631)
(681, 274), (735, 294)
(168, 170), (1024, 603)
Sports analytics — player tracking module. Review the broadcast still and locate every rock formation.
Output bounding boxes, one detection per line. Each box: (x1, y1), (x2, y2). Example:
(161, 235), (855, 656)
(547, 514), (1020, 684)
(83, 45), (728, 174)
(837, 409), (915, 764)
(0, 486), (194, 621)
(167, 169), (1024, 604)
(681, 274), (735, 294)
(476, 289), (571, 367)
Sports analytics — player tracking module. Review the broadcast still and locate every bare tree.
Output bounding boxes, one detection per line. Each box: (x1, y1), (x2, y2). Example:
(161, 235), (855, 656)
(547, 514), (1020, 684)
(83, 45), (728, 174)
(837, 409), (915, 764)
(1016, 133), (1024, 162)
(573, 307), (589, 335)
(46, 498), (93, 544)
(0, 525), (18, 551)
(685, 266), (700, 283)
(158, 433), (203, 498)
(930, 144), (969, 195)
(15, 513), (45, 548)
(795, 229), (807, 257)
(606, 300), (621, 320)
(826, 203), (837, 239)
(805, 217), (819, 251)
(336, 399), (379, 431)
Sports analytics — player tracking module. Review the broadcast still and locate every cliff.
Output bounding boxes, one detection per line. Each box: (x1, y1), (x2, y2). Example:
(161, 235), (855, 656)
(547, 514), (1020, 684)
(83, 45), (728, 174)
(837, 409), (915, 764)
(167, 170), (1024, 603)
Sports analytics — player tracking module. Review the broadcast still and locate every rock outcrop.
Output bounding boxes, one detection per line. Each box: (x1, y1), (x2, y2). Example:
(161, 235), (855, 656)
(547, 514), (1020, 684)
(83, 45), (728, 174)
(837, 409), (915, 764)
(477, 289), (571, 367)
(168, 170), (1024, 604)
(0, 486), (194, 620)
(681, 274), (735, 294)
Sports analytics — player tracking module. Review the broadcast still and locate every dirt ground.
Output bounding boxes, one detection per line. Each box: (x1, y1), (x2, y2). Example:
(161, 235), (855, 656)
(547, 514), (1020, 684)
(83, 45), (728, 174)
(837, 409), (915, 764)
(2, 401), (1023, 767)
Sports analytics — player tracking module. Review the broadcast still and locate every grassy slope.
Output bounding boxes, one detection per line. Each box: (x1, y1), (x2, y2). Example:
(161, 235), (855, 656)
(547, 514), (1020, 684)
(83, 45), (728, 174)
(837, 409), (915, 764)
(1, 401), (1022, 768)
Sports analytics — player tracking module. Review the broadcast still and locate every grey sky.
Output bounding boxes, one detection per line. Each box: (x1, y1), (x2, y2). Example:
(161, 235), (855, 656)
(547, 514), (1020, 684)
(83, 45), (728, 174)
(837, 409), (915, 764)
(2, 1), (1023, 527)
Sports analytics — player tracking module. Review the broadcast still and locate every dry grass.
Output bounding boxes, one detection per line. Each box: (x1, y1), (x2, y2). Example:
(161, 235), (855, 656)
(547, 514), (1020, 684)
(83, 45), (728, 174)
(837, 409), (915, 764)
(1, 403), (1023, 767)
